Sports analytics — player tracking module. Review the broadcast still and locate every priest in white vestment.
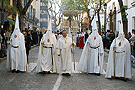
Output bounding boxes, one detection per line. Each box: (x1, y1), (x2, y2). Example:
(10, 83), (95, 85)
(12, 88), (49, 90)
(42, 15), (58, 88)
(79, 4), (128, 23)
(36, 18), (57, 74)
(77, 20), (104, 75)
(105, 30), (132, 80)
(7, 13), (27, 73)
(56, 30), (75, 76)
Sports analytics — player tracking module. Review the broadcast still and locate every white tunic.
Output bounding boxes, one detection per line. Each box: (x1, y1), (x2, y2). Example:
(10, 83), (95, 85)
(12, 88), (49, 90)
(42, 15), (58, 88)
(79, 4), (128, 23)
(56, 36), (74, 74)
(36, 31), (57, 72)
(7, 14), (27, 71)
(77, 29), (104, 74)
(105, 36), (132, 78)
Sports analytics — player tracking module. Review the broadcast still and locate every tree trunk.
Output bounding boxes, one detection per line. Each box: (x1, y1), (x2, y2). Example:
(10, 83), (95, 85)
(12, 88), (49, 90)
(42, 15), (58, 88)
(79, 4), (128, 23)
(97, 11), (101, 35)
(118, 0), (128, 39)
(17, 0), (34, 31)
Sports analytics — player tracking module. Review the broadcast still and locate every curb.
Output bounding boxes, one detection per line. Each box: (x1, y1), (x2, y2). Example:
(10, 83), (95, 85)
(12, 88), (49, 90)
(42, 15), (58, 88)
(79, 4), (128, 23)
(0, 44), (39, 64)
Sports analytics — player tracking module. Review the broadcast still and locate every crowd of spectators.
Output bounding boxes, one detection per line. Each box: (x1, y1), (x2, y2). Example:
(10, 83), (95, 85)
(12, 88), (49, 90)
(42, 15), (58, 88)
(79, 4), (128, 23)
(0, 27), (43, 58)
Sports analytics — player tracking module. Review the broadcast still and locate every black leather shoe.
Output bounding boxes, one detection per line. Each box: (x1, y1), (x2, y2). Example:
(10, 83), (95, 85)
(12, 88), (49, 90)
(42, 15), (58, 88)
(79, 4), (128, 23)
(96, 73), (100, 76)
(12, 69), (16, 73)
(16, 70), (20, 73)
(66, 73), (71, 76)
(62, 73), (66, 76)
(47, 71), (51, 74)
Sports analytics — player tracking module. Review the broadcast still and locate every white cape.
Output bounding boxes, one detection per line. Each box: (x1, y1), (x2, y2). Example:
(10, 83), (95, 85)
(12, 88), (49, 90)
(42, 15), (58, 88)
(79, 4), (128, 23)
(7, 32), (27, 71)
(77, 34), (104, 74)
(7, 14), (27, 71)
(105, 38), (132, 78)
(36, 34), (57, 73)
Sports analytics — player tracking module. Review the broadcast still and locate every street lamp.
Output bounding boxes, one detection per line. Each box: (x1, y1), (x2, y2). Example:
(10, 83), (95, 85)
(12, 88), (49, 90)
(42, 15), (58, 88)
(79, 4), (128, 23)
(104, 3), (107, 32)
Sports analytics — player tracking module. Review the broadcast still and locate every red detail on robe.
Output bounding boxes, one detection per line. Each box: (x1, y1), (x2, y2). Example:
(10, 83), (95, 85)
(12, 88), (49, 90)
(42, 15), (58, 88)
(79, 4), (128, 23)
(79, 36), (84, 48)
(55, 35), (57, 39)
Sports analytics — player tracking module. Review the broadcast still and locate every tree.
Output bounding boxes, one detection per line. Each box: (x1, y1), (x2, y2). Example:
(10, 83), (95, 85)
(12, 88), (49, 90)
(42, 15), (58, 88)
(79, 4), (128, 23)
(40, 0), (63, 30)
(48, 0), (63, 30)
(118, 0), (128, 38)
(17, 0), (34, 30)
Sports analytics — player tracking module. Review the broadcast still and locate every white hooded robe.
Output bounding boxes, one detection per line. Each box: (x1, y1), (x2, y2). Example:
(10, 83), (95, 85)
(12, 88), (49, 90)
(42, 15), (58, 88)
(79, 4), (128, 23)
(36, 18), (57, 73)
(77, 29), (104, 74)
(77, 19), (104, 74)
(7, 13), (27, 71)
(105, 32), (132, 79)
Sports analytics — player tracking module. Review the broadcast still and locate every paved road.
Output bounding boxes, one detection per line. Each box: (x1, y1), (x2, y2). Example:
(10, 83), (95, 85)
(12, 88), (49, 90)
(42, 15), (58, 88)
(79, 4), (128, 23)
(0, 46), (135, 90)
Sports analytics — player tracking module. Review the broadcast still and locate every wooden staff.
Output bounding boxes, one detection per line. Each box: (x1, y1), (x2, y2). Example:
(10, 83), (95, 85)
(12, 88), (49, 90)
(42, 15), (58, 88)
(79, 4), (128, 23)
(72, 32), (75, 70)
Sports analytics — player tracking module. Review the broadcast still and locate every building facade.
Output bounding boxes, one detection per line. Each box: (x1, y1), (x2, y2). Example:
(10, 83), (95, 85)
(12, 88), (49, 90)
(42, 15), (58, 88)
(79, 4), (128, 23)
(105, 0), (135, 33)
(40, 0), (48, 30)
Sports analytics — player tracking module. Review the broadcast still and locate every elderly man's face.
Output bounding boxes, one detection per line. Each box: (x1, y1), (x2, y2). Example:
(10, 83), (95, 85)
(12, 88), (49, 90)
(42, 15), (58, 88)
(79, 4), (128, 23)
(62, 31), (67, 38)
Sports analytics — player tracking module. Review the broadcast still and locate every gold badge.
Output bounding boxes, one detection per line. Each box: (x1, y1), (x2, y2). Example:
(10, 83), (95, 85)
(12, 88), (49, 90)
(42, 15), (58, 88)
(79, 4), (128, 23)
(65, 41), (67, 44)
(14, 35), (17, 38)
(94, 37), (96, 40)
(47, 39), (50, 42)
(119, 42), (121, 46)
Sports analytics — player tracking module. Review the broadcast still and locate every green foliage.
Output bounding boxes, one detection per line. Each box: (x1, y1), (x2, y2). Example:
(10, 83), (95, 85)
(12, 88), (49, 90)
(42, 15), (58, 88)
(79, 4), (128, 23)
(121, 5), (128, 22)
(121, 5), (128, 11)
(61, 0), (105, 13)
(61, 0), (88, 11)
(101, 25), (104, 31)
(0, 0), (19, 14)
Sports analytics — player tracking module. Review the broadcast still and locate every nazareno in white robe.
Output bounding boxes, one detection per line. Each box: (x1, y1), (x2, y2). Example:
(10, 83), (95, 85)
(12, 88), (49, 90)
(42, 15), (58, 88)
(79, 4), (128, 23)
(77, 29), (104, 74)
(7, 13), (27, 71)
(36, 31), (57, 73)
(36, 17), (57, 73)
(105, 32), (132, 79)
(56, 36), (75, 74)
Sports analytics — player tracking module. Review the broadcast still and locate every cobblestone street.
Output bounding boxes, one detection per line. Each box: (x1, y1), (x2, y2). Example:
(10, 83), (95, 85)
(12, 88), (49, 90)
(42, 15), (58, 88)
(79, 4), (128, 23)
(0, 46), (135, 90)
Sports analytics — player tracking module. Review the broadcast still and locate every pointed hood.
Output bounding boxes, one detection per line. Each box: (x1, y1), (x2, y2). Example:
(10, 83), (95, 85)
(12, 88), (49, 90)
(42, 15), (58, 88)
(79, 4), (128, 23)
(118, 25), (125, 40)
(92, 18), (97, 32)
(43, 16), (54, 47)
(45, 16), (53, 39)
(12, 13), (21, 36)
(47, 16), (52, 32)
(10, 13), (23, 46)
(15, 13), (20, 32)
(91, 18), (99, 37)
